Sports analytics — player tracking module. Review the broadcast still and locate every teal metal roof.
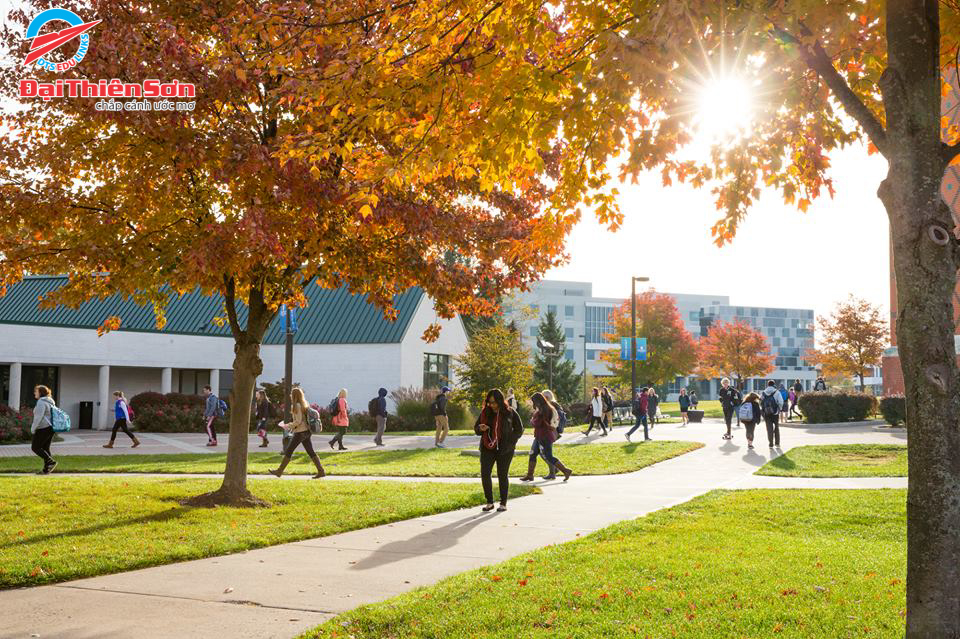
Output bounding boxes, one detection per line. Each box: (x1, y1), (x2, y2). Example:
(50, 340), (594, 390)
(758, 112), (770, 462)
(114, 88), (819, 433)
(0, 277), (423, 345)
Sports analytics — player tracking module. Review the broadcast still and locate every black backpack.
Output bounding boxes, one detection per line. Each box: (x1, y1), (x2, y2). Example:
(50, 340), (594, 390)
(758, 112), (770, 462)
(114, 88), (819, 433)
(328, 396), (340, 415)
(553, 403), (567, 433)
(762, 392), (779, 417)
(430, 396), (443, 416)
(368, 397), (380, 416)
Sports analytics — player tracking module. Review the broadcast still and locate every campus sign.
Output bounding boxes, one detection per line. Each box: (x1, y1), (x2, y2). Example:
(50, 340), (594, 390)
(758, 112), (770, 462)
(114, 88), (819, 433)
(619, 337), (648, 361)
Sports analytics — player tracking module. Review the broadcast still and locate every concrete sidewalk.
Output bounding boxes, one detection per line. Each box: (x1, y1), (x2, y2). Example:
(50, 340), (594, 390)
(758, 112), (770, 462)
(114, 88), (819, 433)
(0, 422), (907, 639)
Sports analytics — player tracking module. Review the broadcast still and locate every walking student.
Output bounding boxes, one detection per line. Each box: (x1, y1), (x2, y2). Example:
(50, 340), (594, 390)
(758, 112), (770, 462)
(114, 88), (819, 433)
(371, 387), (389, 446)
(689, 389), (699, 410)
(328, 389), (349, 450)
(718, 378), (742, 441)
(506, 388), (518, 410)
(102, 390), (140, 448)
(600, 386), (614, 432)
(813, 376), (827, 391)
(474, 389), (525, 511)
(788, 388), (803, 421)
(432, 386), (450, 448)
(542, 389), (566, 440)
(30, 385), (58, 474)
(761, 380), (784, 448)
(269, 387), (325, 478)
(626, 387), (650, 442)
(678, 388), (691, 424)
(737, 392), (763, 449)
(778, 383), (789, 422)
(202, 385), (221, 447)
(519, 392), (573, 482)
(646, 387), (659, 427)
(583, 387), (607, 436)
(255, 389), (273, 448)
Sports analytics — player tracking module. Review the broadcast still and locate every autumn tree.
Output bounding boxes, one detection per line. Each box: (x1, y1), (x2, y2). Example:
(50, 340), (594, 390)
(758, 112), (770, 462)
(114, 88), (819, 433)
(815, 297), (886, 392)
(698, 320), (775, 389)
(453, 319), (534, 408)
(532, 309), (581, 405)
(0, 2), (622, 506)
(600, 292), (698, 388)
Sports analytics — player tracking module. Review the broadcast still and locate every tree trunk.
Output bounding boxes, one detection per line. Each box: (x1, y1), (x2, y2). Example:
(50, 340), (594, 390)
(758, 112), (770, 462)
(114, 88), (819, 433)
(882, 2), (960, 635)
(858, 372), (865, 393)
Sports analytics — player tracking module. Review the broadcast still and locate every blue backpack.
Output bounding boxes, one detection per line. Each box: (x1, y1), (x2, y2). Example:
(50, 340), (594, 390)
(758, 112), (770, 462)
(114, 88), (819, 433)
(552, 403), (567, 433)
(50, 405), (71, 432)
(216, 398), (228, 417)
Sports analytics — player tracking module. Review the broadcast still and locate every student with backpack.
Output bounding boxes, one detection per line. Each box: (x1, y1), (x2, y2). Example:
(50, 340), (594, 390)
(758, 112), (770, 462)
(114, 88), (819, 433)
(30, 385), (59, 474)
(717, 378), (742, 441)
(202, 385), (222, 447)
(269, 387), (325, 478)
(761, 380), (784, 448)
(600, 387), (614, 432)
(583, 387), (607, 436)
(519, 392), (573, 482)
(646, 387), (659, 426)
(737, 392), (763, 450)
(255, 389), (273, 448)
(369, 387), (389, 446)
(541, 389), (566, 440)
(474, 388), (525, 511)
(778, 383), (789, 421)
(432, 386), (450, 448)
(328, 388), (349, 450)
(626, 387), (650, 442)
(102, 390), (140, 449)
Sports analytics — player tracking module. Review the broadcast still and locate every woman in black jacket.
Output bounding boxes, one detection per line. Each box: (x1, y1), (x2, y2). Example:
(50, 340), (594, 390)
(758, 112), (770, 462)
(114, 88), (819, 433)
(474, 388), (525, 512)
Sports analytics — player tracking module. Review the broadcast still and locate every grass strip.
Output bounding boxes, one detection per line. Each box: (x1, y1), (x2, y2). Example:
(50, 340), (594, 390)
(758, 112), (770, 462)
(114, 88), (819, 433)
(756, 444), (907, 477)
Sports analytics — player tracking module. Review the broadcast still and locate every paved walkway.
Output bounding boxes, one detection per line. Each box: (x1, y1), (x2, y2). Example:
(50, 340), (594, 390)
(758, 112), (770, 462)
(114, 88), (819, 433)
(0, 421), (906, 639)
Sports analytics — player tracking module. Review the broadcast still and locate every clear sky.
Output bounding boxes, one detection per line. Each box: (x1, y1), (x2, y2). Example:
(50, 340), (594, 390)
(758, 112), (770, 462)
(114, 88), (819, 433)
(545, 140), (891, 329)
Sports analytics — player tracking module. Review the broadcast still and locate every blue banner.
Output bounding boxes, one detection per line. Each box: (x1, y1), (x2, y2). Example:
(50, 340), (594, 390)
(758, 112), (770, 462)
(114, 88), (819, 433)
(279, 305), (299, 333)
(619, 337), (647, 361)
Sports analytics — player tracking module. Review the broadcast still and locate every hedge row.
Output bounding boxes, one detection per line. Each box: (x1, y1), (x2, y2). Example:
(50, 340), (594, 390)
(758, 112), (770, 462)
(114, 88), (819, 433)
(795, 391), (875, 423)
(879, 395), (906, 427)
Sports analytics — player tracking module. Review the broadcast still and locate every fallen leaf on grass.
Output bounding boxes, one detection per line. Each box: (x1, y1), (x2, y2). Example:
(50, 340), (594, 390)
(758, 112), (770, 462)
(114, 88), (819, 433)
(781, 589), (799, 596)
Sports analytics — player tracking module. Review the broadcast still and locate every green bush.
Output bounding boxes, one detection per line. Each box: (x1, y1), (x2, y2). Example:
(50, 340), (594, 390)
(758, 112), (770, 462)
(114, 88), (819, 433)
(396, 400), (431, 428)
(0, 405), (32, 444)
(796, 391), (874, 423)
(879, 395), (906, 427)
(567, 402), (589, 425)
(130, 391), (226, 433)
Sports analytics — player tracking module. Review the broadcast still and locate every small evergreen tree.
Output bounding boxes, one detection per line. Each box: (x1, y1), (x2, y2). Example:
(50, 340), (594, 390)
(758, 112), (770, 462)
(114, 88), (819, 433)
(453, 317), (534, 408)
(532, 310), (582, 405)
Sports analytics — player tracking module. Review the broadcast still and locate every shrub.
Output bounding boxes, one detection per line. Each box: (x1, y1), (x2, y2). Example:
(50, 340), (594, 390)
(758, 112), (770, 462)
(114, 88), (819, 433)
(879, 395), (907, 427)
(129, 392), (226, 432)
(797, 391), (875, 423)
(128, 391), (165, 414)
(0, 404), (32, 444)
(396, 400), (431, 429)
(567, 402), (589, 426)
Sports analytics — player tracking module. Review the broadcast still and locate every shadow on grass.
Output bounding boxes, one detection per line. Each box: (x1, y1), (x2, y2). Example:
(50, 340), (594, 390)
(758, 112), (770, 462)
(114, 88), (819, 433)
(766, 454), (797, 471)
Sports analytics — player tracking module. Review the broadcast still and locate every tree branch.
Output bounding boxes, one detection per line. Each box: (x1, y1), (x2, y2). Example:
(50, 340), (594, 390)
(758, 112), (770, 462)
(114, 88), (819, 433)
(223, 275), (244, 341)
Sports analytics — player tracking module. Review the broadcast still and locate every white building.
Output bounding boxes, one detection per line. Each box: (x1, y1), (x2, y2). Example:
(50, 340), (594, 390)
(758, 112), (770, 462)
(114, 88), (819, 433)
(0, 277), (467, 429)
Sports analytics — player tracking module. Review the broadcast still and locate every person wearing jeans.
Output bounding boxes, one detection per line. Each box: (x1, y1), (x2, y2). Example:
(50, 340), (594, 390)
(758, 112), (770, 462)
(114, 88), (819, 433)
(474, 388), (524, 512)
(583, 388), (607, 436)
(718, 378), (742, 441)
(202, 385), (219, 446)
(372, 387), (389, 446)
(269, 387), (325, 479)
(761, 380), (784, 448)
(103, 390), (140, 448)
(434, 386), (450, 448)
(30, 385), (57, 473)
(626, 387), (650, 441)
(328, 388), (349, 450)
(519, 392), (572, 482)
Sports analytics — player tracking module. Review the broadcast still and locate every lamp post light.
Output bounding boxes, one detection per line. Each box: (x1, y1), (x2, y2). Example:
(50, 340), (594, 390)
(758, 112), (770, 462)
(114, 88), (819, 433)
(536, 337), (560, 389)
(578, 333), (587, 400)
(630, 276), (650, 399)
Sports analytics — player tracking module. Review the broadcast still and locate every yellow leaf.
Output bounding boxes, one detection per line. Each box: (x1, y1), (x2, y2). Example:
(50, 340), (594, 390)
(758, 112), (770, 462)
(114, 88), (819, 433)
(359, 204), (372, 218)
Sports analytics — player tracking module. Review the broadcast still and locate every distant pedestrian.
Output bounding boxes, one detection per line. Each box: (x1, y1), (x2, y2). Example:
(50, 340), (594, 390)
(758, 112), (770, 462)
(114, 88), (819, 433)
(678, 388), (691, 425)
(646, 387), (659, 426)
(778, 383), (789, 421)
(626, 387), (650, 442)
(519, 392), (572, 482)
(506, 388), (518, 410)
(102, 390), (140, 448)
(761, 380), (784, 448)
(737, 392), (763, 449)
(255, 389), (273, 448)
(474, 388), (525, 511)
(371, 387), (389, 446)
(328, 389), (349, 450)
(541, 389), (566, 440)
(30, 385), (58, 474)
(813, 376), (827, 392)
(269, 387), (325, 478)
(202, 385), (221, 447)
(600, 386), (614, 432)
(432, 386), (450, 448)
(717, 378), (742, 441)
(793, 379), (803, 395)
(689, 389), (699, 409)
(789, 388), (803, 421)
(583, 387), (607, 436)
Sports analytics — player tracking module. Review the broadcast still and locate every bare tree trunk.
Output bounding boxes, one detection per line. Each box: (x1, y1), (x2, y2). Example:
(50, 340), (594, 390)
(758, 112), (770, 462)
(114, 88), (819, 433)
(858, 372), (865, 393)
(882, 2), (960, 635)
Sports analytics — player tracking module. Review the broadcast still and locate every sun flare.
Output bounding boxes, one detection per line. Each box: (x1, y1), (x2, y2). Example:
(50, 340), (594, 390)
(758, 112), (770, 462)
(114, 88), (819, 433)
(693, 74), (755, 141)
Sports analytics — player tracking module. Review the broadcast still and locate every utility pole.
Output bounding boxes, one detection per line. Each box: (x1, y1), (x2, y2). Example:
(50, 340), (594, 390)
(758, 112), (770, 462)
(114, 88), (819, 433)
(630, 276), (650, 399)
(579, 333), (587, 400)
(283, 304), (294, 423)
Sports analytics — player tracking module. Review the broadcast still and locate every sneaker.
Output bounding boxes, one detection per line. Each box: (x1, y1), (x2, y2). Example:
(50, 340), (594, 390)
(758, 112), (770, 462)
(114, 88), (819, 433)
(625, 434), (631, 442)
(206, 441), (218, 447)
(435, 443), (444, 448)
(43, 461), (57, 474)
(497, 504), (508, 512)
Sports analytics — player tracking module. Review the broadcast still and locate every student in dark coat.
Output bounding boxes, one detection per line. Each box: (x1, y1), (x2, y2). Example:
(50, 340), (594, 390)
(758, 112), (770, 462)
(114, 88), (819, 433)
(474, 389), (524, 512)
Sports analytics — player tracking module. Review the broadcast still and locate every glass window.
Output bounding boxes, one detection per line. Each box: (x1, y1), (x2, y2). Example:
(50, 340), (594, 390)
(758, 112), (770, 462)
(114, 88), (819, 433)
(423, 353), (450, 390)
(0, 365), (8, 409)
(565, 305), (574, 317)
(565, 349), (574, 361)
(689, 311), (698, 321)
(20, 366), (59, 409)
(772, 338), (780, 347)
(781, 328), (790, 337)
(751, 308), (760, 317)
(585, 305), (615, 343)
(529, 326), (538, 337)
(565, 327), (574, 339)
(547, 304), (557, 315)
(177, 369), (210, 396)
(587, 349), (596, 360)
(787, 338), (795, 347)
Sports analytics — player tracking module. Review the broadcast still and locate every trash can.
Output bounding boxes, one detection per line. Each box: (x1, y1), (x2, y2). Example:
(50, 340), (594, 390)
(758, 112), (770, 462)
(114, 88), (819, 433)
(79, 401), (93, 429)
(687, 409), (705, 423)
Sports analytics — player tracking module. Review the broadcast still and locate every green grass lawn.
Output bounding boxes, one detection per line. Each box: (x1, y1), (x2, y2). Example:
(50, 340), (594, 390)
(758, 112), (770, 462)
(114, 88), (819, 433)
(0, 476), (537, 589)
(756, 445), (908, 477)
(0, 441), (702, 477)
(660, 399), (724, 418)
(299, 489), (906, 639)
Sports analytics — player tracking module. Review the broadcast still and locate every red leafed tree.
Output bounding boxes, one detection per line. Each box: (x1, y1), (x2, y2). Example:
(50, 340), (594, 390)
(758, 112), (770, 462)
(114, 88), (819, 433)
(0, 2), (618, 506)
(600, 292), (698, 387)
(698, 320), (774, 390)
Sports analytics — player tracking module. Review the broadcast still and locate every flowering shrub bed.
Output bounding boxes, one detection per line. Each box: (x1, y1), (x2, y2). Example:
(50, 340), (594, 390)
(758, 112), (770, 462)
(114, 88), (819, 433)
(0, 405), (33, 444)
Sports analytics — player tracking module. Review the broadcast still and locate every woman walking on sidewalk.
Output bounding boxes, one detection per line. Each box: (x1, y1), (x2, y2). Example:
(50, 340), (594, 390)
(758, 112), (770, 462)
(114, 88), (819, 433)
(103, 390), (140, 448)
(678, 388), (691, 425)
(583, 387), (607, 436)
(737, 392), (763, 449)
(519, 392), (572, 482)
(30, 385), (58, 474)
(255, 389), (273, 447)
(269, 387), (325, 478)
(475, 389), (524, 511)
(329, 388), (349, 450)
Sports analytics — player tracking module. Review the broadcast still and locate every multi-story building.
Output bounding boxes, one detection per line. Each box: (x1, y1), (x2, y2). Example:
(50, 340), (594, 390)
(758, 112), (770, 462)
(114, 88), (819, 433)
(506, 280), (818, 400)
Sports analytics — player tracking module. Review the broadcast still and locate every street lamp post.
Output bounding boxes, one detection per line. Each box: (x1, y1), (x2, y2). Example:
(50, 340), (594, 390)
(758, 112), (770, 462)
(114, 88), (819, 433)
(283, 304), (294, 423)
(630, 276), (650, 399)
(579, 333), (587, 400)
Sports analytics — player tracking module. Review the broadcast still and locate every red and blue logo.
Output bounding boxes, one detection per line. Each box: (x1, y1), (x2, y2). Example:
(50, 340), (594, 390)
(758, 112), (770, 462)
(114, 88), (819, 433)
(23, 8), (100, 73)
